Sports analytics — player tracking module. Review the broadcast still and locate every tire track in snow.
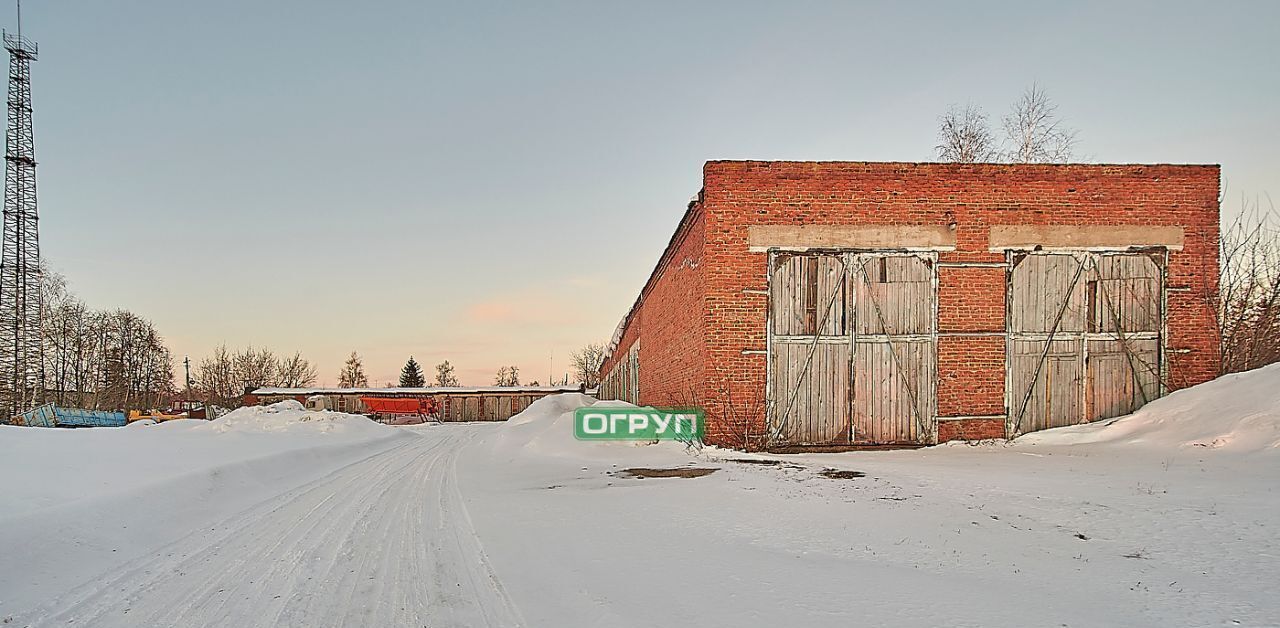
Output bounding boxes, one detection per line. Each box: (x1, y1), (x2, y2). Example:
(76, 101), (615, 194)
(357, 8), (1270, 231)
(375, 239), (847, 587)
(16, 426), (524, 628)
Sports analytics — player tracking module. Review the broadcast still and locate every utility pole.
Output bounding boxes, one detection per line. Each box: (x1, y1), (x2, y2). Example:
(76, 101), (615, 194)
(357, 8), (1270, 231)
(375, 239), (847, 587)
(183, 356), (192, 397)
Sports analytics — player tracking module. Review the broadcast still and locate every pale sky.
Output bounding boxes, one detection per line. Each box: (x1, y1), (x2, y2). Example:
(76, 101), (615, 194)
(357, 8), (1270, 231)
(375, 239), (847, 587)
(20, 1), (1280, 386)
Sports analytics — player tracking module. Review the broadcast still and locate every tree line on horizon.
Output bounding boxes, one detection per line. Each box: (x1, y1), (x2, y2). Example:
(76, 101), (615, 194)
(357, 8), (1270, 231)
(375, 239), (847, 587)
(338, 352), (460, 389)
(29, 270), (611, 413)
(351, 343), (609, 391)
(40, 267), (174, 412)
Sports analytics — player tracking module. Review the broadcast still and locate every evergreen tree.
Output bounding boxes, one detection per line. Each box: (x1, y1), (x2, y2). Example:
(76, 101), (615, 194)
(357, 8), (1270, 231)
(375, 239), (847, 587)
(338, 351), (368, 388)
(434, 360), (459, 387)
(399, 356), (426, 387)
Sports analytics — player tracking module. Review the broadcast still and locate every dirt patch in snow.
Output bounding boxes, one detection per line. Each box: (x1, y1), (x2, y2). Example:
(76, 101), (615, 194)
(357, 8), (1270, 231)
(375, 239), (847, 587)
(617, 467), (718, 479)
(818, 468), (866, 479)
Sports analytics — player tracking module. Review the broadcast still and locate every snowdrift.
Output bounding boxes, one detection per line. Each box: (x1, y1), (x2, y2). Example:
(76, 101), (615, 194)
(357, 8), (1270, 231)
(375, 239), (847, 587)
(0, 407), (412, 617)
(1017, 362), (1280, 452)
(495, 393), (696, 463)
(0, 401), (402, 519)
(199, 399), (393, 436)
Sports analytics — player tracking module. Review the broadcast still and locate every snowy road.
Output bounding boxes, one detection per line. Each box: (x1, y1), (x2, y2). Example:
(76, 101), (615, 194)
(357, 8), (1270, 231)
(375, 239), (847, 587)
(13, 427), (524, 628)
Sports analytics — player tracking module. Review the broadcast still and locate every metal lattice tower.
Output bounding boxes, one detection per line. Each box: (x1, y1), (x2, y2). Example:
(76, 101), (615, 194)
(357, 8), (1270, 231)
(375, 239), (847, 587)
(0, 4), (39, 421)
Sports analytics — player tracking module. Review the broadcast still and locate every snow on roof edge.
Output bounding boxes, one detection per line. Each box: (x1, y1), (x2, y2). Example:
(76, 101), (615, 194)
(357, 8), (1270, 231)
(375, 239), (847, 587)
(252, 385), (586, 396)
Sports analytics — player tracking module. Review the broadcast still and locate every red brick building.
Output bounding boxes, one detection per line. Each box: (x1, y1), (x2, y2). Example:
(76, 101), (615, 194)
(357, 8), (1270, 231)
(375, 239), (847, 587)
(598, 161), (1220, 450)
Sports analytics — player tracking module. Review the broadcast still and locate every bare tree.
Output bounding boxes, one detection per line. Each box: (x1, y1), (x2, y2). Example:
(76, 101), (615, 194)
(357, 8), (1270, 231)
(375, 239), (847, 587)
(434, 360), (460, 387)
(1002, 83), (1077, 163)
(1217, 195), (1280, 374)
(194, 345), (318, 406)
(41, 266), (79, 406)
(493, 365), (520, 386)
(276, 351), (318, 388)
(196, 344), (241, 408)
(39, 268), (175, 412)
(338, 351), (368, 388)
(234, 346), (278, 391)
(569, 342), (605, 387)
(935, 103), (998, 162)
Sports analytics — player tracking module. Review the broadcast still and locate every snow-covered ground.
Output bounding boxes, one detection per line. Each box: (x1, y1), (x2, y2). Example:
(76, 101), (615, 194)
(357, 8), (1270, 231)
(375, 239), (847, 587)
(2, 367), (1278, 627)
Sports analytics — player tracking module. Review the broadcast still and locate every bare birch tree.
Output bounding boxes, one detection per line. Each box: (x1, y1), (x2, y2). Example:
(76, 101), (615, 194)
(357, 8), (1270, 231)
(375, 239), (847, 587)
(40, 267), (175, 412)
(1002, 83), (1077, 163)
(936, 103), (998, 162)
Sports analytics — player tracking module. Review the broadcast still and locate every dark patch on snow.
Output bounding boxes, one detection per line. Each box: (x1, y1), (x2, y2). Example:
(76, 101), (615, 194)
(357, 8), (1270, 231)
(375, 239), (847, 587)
(819, 468), (866, 479)
(618, 467), (719, 479)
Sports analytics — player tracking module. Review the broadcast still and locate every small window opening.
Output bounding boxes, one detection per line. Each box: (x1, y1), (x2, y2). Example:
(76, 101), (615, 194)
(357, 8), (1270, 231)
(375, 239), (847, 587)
(803, 257), (819, 334)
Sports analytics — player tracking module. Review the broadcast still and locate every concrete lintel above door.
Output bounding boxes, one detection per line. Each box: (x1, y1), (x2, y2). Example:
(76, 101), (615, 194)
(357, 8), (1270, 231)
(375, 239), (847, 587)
(748, 224), (957, 252)
(989, 225), (1184, 252)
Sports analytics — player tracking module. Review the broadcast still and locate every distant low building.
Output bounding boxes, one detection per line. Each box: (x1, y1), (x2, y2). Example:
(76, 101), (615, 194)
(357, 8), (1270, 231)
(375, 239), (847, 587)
(244, 385), (587, 422)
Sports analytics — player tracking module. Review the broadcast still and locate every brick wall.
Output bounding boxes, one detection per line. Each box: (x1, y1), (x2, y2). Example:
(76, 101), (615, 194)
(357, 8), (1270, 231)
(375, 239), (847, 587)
(599, 202), (707, 409)
(639, 203), (706, 407)
(704, 161), (1220, 447)
(608, 161), (1221, 448)
(936, 336), (1005, 417)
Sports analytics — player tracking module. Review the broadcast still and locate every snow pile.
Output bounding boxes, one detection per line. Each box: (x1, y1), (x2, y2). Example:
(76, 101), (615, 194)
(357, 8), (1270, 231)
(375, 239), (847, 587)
(1018, 362), (1280, 452)
(495, 393), (694, 462)
(199, 399), (391, 436)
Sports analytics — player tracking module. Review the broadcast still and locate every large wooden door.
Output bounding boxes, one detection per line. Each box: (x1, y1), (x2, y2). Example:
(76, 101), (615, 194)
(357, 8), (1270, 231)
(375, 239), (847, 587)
(767, 252), (936, 446)
(1087, 254), (1163, 421)
(1007, 252), (1164, 437)
(1007, 254), (1088, 434)
(850, 255), (937, 444)
(768, 254), (851, 445)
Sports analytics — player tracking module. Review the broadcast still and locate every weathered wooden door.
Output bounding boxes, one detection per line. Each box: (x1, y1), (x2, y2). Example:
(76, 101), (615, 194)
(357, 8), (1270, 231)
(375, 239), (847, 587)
(767, 252), (936, 446)
(1007, 252), (1164, 436)
(850, 254), (937, 444)
(1007, 254), (1088, 435)
(768, 253), (852, 445)
(1087, 254), (1162, 421)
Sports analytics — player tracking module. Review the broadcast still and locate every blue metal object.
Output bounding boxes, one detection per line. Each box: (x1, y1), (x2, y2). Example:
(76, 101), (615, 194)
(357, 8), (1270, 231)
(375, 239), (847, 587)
(53, 407), (127, 427)
(15, 404), (126, 428)
(17, 403), (55, 427)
